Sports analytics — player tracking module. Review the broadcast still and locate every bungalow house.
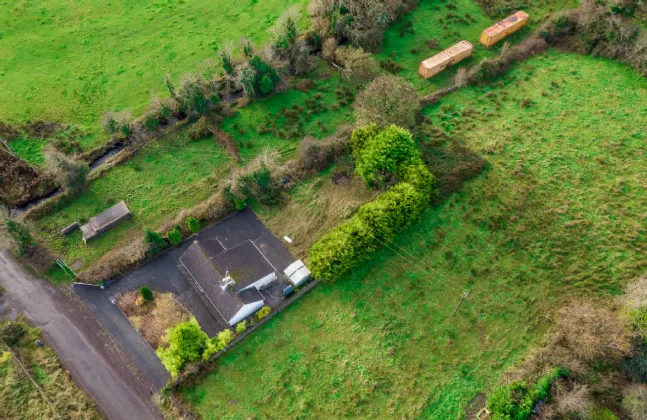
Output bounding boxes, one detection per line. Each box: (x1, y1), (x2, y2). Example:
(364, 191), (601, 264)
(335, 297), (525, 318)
(178, 239), (277, 327)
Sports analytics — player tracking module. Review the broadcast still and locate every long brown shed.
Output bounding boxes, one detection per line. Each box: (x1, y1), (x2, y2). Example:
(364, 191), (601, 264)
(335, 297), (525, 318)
(418, 40), (473, 79)
(480, 11), (530, 47)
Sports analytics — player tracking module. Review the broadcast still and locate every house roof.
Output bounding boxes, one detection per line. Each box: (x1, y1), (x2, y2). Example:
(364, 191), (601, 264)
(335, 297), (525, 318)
(179, 239), (272, 324)
(210, 240), (276, 289)
(179, 242), (247, 323)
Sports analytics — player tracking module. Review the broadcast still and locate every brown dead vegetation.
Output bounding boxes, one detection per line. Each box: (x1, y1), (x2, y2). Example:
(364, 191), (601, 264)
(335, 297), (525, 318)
(117, 291), (190, 349)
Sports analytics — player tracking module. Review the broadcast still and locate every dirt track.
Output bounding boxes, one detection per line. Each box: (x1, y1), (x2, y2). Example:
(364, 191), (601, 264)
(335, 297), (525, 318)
(0, 252), (162, 420)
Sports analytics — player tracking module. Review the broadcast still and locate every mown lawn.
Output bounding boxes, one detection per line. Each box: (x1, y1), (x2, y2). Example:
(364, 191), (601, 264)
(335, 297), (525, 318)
(34, 129), (231, 271)
(0, 0), (308, 150)
(181, 52), (647, 418)
(378, 0), (577, 93)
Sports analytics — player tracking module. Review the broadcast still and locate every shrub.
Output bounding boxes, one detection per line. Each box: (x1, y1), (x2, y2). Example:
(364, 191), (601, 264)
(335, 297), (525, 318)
(156, 318), (207, 377)
(0, 319), (28, 346)
(354, 76), (419, 128)
(44, 145), (89, 194)
(239, 56), (280, 97)
(236, 320), (247, 334)
(554, 304), (632, 362)
(623, 384), (647, 420)
(5, 219), (35, 257)
(256, 306), (271, 320)
(187, 217), (200, 233)
(309, 217), (377, 281)
(351, 125), (420, 188)
(487, 368), (566, 420)
(167, 228), (182, 246)
(139, 286), (153, 302)
(145, 229), (167, 255)
(102, 111), (132, 137)
(356, 181), (429, 237)
(176, 74), (213, 116)
(333, 46), (380, 83)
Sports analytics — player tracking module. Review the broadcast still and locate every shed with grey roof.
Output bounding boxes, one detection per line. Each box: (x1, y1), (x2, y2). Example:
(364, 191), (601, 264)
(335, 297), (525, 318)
(80, 201), (131, 243)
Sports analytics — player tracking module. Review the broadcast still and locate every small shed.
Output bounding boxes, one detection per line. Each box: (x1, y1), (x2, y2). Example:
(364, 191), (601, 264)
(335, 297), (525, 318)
(80, 201), (131, 243)
(480, 11), (530, 47)
(284, 260), (311, 287)
(418, 41), (473, 79)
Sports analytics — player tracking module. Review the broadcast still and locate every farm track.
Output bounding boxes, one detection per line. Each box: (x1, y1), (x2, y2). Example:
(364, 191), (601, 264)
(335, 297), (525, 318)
(0, 252), (162, 420)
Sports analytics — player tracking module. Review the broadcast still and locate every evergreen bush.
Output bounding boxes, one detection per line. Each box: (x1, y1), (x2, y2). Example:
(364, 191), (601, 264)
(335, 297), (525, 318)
(156, 318), (207, 377)
(144, 229), (167, 255)
(139, 286), (153, 301)
(256, 306), (272, 320)
(167, 228), (182, 246)
(187, 217), (200, 233)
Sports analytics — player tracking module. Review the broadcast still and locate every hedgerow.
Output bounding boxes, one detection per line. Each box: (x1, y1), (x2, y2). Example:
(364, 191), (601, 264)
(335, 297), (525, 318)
(309, 125), (436, 281)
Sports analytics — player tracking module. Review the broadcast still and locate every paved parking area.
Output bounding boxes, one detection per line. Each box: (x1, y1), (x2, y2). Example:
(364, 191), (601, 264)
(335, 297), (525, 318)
(74, 208), (296, 389)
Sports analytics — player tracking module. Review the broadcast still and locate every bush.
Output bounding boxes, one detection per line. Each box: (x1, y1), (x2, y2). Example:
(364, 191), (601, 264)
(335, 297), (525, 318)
(623, 384), (647, 420)
(167, 228), (182, 246)
(354, 76), (419, 128)
(102, 111), (132, 137)
(351, 125), (420, 188)
(5, 219), (35, 257)
(332, 46), (380, 83)
(309, 217), (378, 281)
(256, 306), (271, 320)
(139, 286), (153, 302)
(156, 318), (207, 377)
(145, 229), (167, 255)
(554, 304), (632, 362)
(239, 56), (280, 97)
(187, 217), (200, 233)
(487, 368), (566, 420)
(176, 74), (214, 117)
(0, 319), (28, 346)
(235, 320), (247, 334)
(44, 145), (89, 194)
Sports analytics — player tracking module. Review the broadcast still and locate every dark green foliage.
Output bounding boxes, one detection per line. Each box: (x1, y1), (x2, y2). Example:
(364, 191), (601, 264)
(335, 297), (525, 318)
(0, 319), (28, 346)
(177, 75), (213, 116)
(144, 228), (167, 255)
(241, 56), (280, 97)
(139, 286), (153, 301)
(167, 228), (182, 246)
(6, 220), (35, 256)
(625, 344), (647, 383)
(487, 368), (566, 420)
(187, 217), (200, 233)
(235, 198), (246, 210)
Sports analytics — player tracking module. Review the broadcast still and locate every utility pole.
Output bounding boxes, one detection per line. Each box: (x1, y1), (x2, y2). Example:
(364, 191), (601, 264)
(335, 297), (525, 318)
(452, 290), (470, 317)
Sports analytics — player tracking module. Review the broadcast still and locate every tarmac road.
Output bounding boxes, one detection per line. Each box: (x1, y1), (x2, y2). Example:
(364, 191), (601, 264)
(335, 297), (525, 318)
(0, 252), (162, 420)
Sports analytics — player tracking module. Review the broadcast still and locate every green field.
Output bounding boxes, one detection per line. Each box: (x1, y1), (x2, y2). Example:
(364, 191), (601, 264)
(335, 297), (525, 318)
(181, 52), (647, 418)
(0, 0), (308, 148)
(378, 0), (577, 93)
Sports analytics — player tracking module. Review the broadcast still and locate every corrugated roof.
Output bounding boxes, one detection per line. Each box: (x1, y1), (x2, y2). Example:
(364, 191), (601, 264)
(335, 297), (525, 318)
(483, 11), (529, 36)
(420, 41), (473, 69)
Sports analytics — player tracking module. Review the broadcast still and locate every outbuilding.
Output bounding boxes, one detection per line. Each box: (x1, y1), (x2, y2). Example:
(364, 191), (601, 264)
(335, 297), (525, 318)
(480, 11), (530, 47)
(418, 40), (473, 79)
(80, 201), (131, 243)
(284, 260), (311, 287)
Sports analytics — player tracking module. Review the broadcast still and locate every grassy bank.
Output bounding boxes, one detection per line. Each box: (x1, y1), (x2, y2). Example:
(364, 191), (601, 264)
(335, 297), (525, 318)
(181, 51), (647, 418)
(0, 0), (309, 149)
(0, 317), (100, 419)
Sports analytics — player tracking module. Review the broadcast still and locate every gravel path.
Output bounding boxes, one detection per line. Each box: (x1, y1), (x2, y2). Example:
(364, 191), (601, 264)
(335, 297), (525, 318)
(0, 252), (162, 420)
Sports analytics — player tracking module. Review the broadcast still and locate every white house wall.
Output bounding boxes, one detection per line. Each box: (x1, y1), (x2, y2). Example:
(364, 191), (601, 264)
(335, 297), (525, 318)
(228, 300), (264, 326)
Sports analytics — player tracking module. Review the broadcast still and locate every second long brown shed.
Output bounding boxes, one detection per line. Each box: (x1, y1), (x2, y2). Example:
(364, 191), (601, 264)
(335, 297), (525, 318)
(418, 40), (474, 79)
(480, 11), (530, 47)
